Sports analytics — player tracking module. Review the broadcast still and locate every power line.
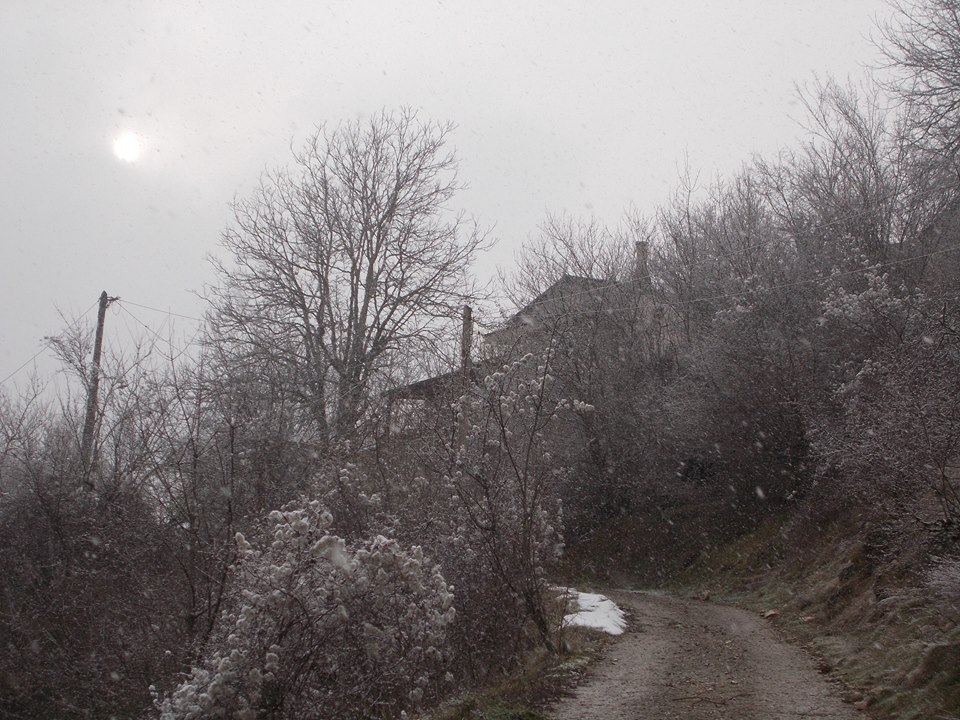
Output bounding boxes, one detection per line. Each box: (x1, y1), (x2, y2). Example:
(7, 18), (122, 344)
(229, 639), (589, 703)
(0, 297), (204, 389)
(0, 298), (101, 387)
(0, 347), (51, 387)
(120, 299), (204, 322)
(117, 302), (170, 345)
(116, 302), (201, 363)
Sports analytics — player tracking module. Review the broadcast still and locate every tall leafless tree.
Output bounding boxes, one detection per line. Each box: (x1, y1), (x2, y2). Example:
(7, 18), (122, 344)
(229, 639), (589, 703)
(209, 109), (486, 451)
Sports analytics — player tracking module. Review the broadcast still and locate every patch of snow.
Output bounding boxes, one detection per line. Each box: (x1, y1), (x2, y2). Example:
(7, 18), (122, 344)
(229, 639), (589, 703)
(561, 589), (626, 635)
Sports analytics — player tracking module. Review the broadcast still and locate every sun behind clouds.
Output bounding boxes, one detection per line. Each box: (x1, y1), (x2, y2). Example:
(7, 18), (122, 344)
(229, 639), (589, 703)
(112, 131), (143, 162)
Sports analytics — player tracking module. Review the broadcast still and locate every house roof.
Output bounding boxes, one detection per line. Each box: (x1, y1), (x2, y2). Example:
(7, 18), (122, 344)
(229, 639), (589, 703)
(387, 274), (617, 400)
(384, 364), (481, 400)
(484, 275), (607, 338)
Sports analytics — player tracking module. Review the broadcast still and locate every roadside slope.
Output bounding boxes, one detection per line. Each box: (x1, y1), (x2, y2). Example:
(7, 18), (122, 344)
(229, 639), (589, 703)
(548, 591), (861, 720)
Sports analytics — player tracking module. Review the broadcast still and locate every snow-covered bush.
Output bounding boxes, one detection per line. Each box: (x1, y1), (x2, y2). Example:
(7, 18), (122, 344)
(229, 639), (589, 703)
(442, 344), (568, 653)
(816, 271), (960, 530)
(157, 501), (454, 720)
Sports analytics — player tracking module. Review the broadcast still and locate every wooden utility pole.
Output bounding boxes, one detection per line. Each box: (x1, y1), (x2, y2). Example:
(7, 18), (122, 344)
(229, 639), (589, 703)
(80, 290), (110, 487)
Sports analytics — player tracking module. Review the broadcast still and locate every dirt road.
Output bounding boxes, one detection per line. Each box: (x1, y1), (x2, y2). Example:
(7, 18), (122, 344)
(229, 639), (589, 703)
(548, 591), (862, 720)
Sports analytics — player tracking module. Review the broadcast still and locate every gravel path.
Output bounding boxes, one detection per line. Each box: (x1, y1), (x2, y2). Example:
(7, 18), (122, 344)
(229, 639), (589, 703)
(547, 591), (863, 720)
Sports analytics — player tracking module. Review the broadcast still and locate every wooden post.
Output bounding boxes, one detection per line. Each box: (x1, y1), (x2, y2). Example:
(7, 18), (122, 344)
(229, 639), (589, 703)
(80, 290), (110, 487)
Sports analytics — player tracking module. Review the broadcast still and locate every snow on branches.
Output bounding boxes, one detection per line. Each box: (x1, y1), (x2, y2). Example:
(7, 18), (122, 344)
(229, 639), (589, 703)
(156, 501), (454, 720)
(442, 344), (572, 651)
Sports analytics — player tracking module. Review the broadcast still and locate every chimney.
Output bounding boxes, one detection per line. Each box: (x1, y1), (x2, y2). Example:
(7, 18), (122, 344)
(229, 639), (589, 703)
(634, 241), (650, 292)
(460, 305), (473, 374)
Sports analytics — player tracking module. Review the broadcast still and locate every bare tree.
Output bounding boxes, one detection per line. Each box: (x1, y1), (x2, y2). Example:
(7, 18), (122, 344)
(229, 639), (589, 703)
(0, 379), (46, 488)
(881, 0), (960, 161)
(209, 109), (487, 451)
(499, 214), (633, 308)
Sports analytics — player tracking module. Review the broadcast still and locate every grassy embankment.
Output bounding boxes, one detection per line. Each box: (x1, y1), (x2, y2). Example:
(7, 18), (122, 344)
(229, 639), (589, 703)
(584, 491), (960, 720)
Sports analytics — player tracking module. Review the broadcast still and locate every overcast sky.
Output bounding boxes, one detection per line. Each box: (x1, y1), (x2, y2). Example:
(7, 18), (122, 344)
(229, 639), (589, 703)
(1, 0), (892, 387)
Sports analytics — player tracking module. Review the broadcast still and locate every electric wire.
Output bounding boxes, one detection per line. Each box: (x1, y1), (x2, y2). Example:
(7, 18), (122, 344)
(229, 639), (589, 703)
(0, 298), (101, 387)
(120, 299), (204, 322)
(0, 348), (52, 387)
(116, 302), (201, 364)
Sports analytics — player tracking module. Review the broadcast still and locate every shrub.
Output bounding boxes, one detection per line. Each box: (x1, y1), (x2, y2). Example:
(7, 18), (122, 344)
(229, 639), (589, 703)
(157, 501), (454, 720)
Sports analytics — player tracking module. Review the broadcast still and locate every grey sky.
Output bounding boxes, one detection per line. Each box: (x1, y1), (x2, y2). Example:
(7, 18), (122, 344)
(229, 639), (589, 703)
(1, 0), (890, 386)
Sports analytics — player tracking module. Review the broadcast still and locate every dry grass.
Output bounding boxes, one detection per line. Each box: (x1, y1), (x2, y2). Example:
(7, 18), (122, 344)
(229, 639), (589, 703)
(428, 625), (610, 720)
